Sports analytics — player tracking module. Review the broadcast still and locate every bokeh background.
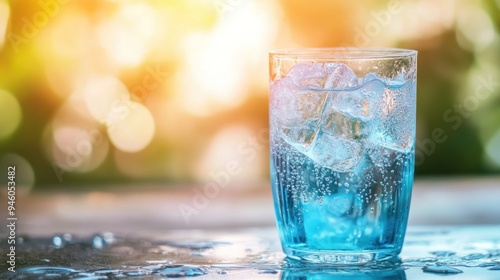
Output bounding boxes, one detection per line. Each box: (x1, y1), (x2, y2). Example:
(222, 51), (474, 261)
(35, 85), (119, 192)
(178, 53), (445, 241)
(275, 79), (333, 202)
(0, 0), (499, 192)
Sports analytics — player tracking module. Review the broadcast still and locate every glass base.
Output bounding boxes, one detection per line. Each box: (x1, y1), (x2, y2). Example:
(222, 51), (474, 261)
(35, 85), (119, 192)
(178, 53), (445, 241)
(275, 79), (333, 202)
(283, 247), (401, 267)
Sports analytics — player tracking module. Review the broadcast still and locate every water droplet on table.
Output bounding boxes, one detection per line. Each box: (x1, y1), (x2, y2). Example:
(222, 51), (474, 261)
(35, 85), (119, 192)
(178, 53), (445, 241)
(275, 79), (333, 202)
(190, 252), (206, 257)
(141, 264), (164, 272)
(92, 232), (115, 249)
(404, 257), (437, 265)
(17, 236), (26, 244)
(72, 276), (108, 280)
(422, 265), (463, 274)
(125, 270), (149, 277)
(430, 251), (456, 257)
(259, 269), (278, 274)
(158, 265), (208, 277)
(52, 233), (73, 248)
(462, 253), (488, 260)
(488, 249), (500, 257)
(478, 262), (497, 267)
(92, 269), (119, 276)
(22, 266), (78, 277)
(164, 241), (228, 250)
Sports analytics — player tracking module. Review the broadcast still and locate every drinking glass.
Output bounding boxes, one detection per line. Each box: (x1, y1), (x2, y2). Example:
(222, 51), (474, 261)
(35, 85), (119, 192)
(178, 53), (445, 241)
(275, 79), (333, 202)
(269, 48), (417, 264)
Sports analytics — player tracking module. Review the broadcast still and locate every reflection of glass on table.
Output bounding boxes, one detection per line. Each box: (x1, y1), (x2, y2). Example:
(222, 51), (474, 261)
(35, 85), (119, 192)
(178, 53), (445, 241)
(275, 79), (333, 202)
(2, 226), (500, 279)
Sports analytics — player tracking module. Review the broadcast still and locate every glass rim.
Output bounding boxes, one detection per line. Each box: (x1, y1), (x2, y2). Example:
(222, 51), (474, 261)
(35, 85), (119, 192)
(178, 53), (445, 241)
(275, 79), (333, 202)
(269, 47), (417, 59)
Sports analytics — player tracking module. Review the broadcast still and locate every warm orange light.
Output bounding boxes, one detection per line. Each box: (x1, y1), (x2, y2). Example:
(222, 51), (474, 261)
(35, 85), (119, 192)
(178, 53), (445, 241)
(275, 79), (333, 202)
(107, 101), (155, 153)
(51, 125), (109, 173)
(50, 99), (109, 173)
(43, 9), (92, 98)
(80, 75), (130, 123)
(97, 2), (159, 67)
(195, 125), (264, 185)
(174, 1), (279, 116)
(0, 0), (9, 49)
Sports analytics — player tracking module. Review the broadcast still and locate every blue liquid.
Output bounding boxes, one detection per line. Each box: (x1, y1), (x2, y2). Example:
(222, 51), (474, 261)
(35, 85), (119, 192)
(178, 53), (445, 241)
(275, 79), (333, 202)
(270, 137), (414, 263)
(269, 62), (416, 264)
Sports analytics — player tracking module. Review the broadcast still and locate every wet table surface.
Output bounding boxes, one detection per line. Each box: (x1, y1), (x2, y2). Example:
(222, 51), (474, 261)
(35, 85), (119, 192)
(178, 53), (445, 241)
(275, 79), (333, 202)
(2, 226), (500, 279)
(2, 177), (500, 279)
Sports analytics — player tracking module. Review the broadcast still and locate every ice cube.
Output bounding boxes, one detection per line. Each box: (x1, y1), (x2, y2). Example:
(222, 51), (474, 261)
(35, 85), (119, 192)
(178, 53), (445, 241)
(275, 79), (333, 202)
(308, 131), (363, 172)
(282, 121), (319, 150)
(369, 82), (415, 152)
(323, 63), (359, 89)
(270, 76), (327, 151)
(271, 62), (379, 166)
(322, 110), (364, 139)
(304, 94), (367, 172)
(286, 63), (326, 89)
(287, 62), (358, 90)
(330, 79), (386, 121)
